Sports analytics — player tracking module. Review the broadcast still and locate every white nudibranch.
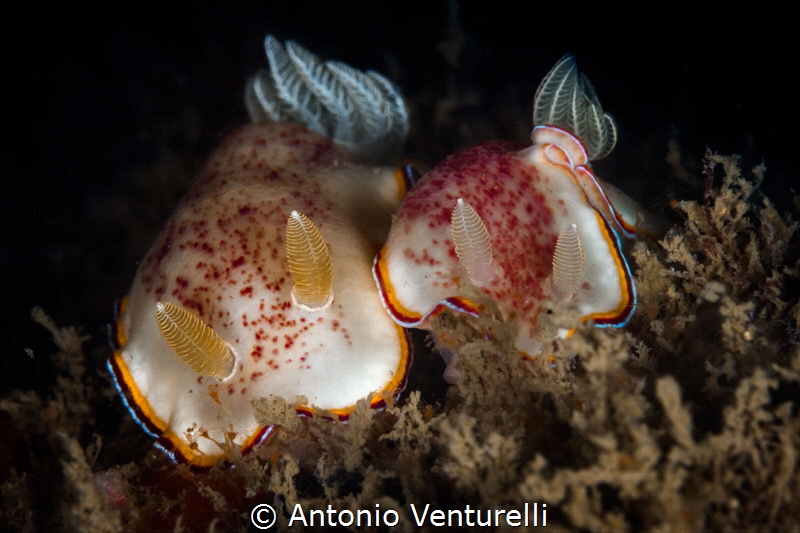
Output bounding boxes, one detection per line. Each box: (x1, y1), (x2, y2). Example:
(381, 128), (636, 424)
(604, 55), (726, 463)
(550, 224), (586, 300)
(451, 198), (495, 286)
(285, 210), (334, 311)
(374, 53), (637, 362)
(155, 301), (236, 381)
(108, 35), (411, 468)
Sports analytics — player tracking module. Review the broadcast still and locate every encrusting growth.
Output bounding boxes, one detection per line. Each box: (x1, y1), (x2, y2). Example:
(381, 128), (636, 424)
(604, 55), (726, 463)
(154, 301), (235, 380)
(285, 210), (334, 311)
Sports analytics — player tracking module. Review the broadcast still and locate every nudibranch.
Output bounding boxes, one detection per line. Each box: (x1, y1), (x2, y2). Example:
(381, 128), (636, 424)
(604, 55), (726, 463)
(373, 55), (638, 360)
(109, 36), (411, 468)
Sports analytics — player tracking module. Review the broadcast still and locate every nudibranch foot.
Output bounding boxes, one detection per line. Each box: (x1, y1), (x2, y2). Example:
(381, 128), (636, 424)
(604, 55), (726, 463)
(110, 37), (411, 468)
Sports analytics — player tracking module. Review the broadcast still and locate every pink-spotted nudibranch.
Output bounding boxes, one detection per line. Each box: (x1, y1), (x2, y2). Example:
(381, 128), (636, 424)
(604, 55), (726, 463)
(373, 55), (640, 361)
(108, 36), (412, 468)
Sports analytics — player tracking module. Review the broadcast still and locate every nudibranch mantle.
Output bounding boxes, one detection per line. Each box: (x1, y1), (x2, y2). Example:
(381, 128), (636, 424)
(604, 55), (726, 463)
(109, 122), (409, 467)
(109, 36), (414, 468)
(373, 57), (636, 360)
(374, 128), (634, 357)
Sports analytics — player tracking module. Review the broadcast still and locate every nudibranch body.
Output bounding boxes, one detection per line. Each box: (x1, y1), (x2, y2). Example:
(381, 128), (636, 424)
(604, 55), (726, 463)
(373, 55), (637, 359)
(109, 37), (411, 468)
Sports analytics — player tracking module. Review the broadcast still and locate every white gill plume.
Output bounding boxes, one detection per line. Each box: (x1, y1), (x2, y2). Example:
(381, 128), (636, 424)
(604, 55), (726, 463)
(533, 54), (617, 161)
(245, 35), (408, 162)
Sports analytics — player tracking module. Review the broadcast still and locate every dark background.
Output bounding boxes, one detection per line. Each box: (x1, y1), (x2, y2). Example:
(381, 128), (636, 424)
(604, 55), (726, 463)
(2, 2), (789, 395)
